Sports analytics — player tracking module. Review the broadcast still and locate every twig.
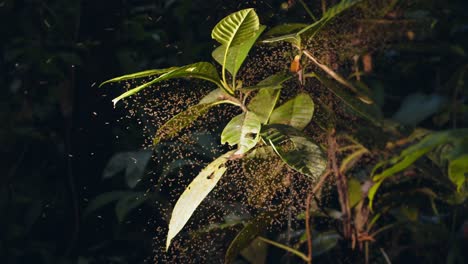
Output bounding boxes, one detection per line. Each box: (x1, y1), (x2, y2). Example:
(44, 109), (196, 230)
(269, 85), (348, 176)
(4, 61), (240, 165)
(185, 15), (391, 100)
(321, 0), (327, 15)
(379, 247), (392, 264)
(305, 192), (313, 264)
(298, 0), (317, 21)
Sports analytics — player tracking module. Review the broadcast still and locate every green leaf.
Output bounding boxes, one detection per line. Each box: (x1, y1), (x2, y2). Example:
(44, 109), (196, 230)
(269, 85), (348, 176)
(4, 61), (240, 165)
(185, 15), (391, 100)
(112, 62), (222, 106)
(166, 150), (235, 250)
(448, 155), (468, 191)
(115, 192), (148, 222)
(297, 0), (363, 37)
(225, 209), (279, 264)
(262, 124), (327, 180)
(198, 88), (229, 104)
(212, 25), (266, 80)
(211, 8), (260, 83)
(269, 93), (314, 130)
(221, 112), (262, 155)
(153, 100), (229, 145)
(309, 72), (382, 125)
(348, 178), (362, 208)
(339, 147), (368, 173)
(262, 0), (363, 45)
(368, 129), (468, 209)
(241, 72), (293, 91)
(99, 67), (177, 87)
(248, 88), (281, 124)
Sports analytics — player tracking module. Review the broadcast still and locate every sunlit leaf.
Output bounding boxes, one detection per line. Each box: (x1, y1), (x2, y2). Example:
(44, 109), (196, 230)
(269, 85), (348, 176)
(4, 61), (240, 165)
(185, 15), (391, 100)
(269, 93), (314, 130)
(225, 209), (279, 264)
(448, 155), (468, 191)
(248, 88), (281, 124)
(221, 112), (262, 155)
(166, 150), (235, 250)
(212, 25), (266, 80)
(348, 178), (363, 208)
(112, 62), (223, 106)
(211, 8), (260, 82)
(339, 147), (368, 173)
(262, 124), (327, 180)
(153, 100), (229, 145)
(99, 67), (177, 87)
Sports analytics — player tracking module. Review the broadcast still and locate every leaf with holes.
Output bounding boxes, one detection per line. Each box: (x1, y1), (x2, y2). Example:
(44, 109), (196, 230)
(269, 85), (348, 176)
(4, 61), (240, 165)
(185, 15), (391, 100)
(221, 112), (262, 155)
(269, 93), (314, 130)
(166, 150), (235, 250)
(261, 124), (327, 180)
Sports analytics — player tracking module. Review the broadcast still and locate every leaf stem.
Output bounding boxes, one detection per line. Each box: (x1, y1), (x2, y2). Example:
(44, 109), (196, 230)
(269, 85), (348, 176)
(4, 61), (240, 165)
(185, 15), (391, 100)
(257, 236), (310, 262)
(298, 0), (317, 21)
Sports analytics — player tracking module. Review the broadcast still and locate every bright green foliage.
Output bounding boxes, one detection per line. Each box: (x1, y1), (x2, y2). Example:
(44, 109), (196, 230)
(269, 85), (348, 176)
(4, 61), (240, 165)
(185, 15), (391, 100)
(166, 150), (235, 250)
(449, 155), (468, 191)
(269, 93), (314, 130)
(106, 62), (223, 106)
(241, 72), (292, 91)
(247, 88), (280, 124)
(221, 112), (262, 155)
(98, 67), (177, 87)
(212, 25), (266, 82)
(211, 8), (260, 86)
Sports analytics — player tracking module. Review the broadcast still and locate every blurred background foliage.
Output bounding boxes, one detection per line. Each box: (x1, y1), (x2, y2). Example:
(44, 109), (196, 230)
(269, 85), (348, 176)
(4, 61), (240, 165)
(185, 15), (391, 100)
(0, 0), (467, 263)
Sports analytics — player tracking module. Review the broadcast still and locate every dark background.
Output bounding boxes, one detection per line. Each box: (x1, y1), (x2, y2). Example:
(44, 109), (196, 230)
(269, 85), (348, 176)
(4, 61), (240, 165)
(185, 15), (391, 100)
(1, 0), (467, 263)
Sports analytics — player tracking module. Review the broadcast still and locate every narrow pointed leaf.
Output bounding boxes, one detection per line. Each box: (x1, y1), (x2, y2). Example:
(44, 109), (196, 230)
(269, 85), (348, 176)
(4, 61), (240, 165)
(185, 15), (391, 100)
(99, 67), (177, 87)
(269, 93), (314, 130)
(112, 62), (222, 106)
(262, 124), (327, 180)
(166, 150), (235, 250)
(221, 112), (262, 155)
(448, 155), (468, 191)
(212, 25), (266, 78)
(153, 100), (229, 145)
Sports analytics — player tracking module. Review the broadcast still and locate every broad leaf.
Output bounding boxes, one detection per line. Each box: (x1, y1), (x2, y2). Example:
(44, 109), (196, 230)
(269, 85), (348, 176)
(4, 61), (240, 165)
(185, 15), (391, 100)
(198, 88), (229, 104)
(211, 8), (260, 82)
(261, 124), (327, 180)
(221, 112), (262, 155)
(241, 72), (293, 91)
(269, 93), (314, 130)
(212, 25), (266, 80)
(248, 88), (280, 124)
(99, 67), (177, 87)
(309, 72), (382, 125)
(448, 155), (468, 191)
(166, 150), (235, 250)
(112, 62), (223, 106)
(83, 191), (132, 217)
(311, 231), (341, 257)
(153, 100), (229, 145)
